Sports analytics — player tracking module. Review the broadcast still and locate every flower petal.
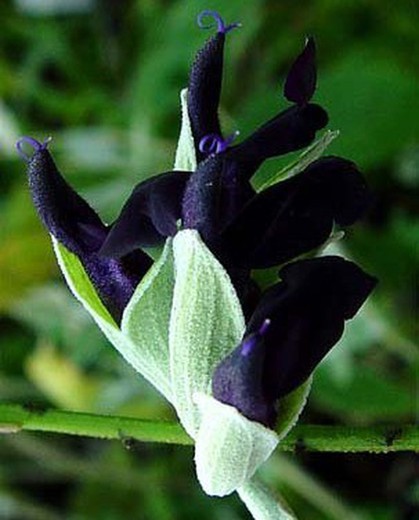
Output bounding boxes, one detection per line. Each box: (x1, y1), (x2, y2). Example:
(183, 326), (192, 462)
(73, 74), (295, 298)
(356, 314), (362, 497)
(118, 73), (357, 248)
(187, 29), (225, 160)
(284, 37), (317, 106)
(227, 104), (328, 175)
(25, 143), (151, 322)
(188, 12), (240, 161)
(100, 171), (190, 258)
(212, 256), (376, 427)
(182, 154), (255, 246)
(219, 156), (372, 268)
(249, 256), (377, 400)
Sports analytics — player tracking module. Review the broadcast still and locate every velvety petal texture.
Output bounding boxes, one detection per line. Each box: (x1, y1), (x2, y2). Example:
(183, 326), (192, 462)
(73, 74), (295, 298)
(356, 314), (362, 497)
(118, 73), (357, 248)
(187, 11), (240, 161)
(182, 153), (256, 246)
(100, 171), (190, 258)
(219, 156), (372, 269)
(181, 106), (328, 249)
(227, 103), (328, 176)
(212, 256), (377, 427)
(284, 37), (317, 106)
(25, 142), (151, 323)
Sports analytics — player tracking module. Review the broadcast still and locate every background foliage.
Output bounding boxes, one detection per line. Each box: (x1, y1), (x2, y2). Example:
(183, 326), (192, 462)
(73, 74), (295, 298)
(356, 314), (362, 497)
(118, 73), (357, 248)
(0, 0), (417, 518)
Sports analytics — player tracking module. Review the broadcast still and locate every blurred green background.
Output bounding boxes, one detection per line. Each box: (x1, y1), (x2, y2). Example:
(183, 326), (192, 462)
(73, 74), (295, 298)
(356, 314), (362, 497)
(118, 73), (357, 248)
(0, 0), (418, 518)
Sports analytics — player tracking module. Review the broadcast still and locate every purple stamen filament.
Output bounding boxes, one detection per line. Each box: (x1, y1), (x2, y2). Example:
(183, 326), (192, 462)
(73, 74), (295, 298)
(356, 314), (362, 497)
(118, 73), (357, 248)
(197, 10), (241, 34)
(241, 319), (271, 357)
(259, 318), (271, 336)
(199, 131), (239, 156)
(16, 136), (52, 162)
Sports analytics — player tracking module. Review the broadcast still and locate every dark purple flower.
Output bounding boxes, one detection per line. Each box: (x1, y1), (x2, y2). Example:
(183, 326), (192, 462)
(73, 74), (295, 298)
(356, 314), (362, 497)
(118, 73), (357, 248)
(18, 11), (377, 429)
(102, 11), (334, 266)
(16, 137), (152, 324)
(99, 170), (190, 258)
(218, 155), (371, 269)
(212, 256), (377, 427)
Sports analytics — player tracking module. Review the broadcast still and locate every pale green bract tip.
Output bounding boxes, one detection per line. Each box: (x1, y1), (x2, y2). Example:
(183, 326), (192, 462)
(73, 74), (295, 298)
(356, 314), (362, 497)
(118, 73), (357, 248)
(194, 393), (279, 497)
(174, 88), (197, 172)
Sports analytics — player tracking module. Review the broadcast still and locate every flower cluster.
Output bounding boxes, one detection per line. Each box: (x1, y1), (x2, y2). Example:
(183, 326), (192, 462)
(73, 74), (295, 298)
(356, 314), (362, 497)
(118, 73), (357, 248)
(18, 10), (376, 517)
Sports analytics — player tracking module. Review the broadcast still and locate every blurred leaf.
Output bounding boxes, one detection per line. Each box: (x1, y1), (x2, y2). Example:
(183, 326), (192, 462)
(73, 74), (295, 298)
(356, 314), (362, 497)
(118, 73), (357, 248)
(312, 363), (415, 422)
(11, 283), (106, 364)
(351, 212), (419, 338)
(396, 144), (419, 188)
(15, 0), (94, 16)
(0, 188), (56, 311)
(25, 341), (103, 410)
(0, 100), (20, 156)
(316, 50), (419, 169)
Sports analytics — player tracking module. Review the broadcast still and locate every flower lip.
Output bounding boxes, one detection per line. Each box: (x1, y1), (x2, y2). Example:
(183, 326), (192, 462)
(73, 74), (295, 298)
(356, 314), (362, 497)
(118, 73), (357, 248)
(199, 131), (240, 156)
(284, 36), (317, 106)
(16, 136), (52, 162)
(197, 10), (242, 34)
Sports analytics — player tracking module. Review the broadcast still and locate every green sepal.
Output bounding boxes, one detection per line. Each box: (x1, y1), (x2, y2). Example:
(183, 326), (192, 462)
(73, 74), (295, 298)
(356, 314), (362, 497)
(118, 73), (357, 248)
(121, 239), (175, 403)
(257, 130), (340, 191)
(275, 378), (312, 441)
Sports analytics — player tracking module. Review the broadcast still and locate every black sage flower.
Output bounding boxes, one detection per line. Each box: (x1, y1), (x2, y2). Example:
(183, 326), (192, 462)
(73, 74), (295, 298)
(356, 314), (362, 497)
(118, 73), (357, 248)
(18, 10), (376, 431)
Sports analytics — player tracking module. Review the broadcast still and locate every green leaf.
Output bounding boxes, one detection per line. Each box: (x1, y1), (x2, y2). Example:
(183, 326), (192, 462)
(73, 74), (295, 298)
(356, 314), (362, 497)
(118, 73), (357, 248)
(169, 230), (245, 436)
(312, 364), (415, 421)
(174, 88), (197, 172)
(53, 238), (174, 402)
(316, 51), (419, 169)
(238, 477), (297, 520)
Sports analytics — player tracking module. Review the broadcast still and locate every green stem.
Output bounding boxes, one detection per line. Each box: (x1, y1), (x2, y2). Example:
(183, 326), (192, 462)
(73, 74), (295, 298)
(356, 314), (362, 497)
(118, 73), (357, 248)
(0, 403), (418, 453)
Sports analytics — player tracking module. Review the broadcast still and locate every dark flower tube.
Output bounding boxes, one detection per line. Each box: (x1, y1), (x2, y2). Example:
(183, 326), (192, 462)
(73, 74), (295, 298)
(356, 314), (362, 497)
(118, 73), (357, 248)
(188, 11), (241, 161)
(18, 137), (152, 323)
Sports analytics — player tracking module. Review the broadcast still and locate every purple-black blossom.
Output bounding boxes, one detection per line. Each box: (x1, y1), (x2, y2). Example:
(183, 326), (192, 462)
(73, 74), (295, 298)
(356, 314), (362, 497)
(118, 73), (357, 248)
(212, 256), (377, 427)
(18, 10), (377, 431)
(16, 137), (152, 324)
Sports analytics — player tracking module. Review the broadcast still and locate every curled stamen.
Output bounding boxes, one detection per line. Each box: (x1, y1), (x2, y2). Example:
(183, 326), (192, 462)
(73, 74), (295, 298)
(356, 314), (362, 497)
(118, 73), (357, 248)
(16, 136), (52, 162)
(197, 10), (241, 35)
(199, 133), (222, 155)
(199, 131), (240, 156)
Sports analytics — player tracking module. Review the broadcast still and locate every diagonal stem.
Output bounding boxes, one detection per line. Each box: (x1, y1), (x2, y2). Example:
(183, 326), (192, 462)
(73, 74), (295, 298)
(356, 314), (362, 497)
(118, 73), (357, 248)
(0, 403), (418, 452)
